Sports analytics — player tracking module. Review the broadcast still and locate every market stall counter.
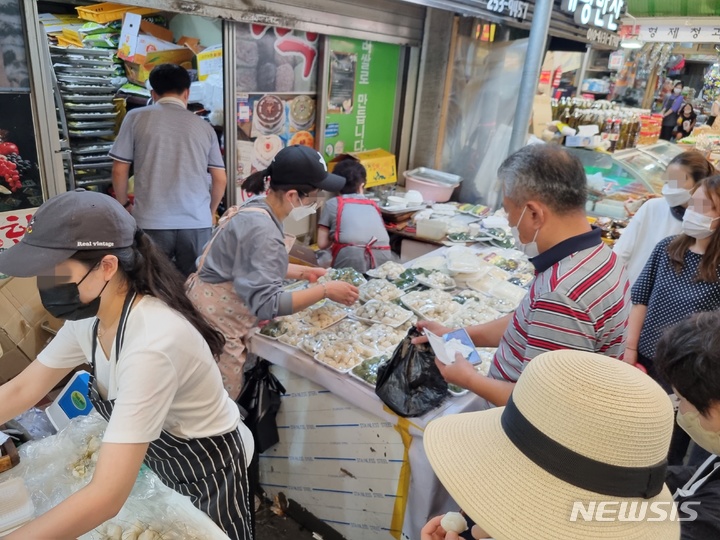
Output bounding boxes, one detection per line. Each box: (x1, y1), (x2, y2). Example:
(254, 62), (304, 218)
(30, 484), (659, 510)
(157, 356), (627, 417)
(248, 246), (531, 540)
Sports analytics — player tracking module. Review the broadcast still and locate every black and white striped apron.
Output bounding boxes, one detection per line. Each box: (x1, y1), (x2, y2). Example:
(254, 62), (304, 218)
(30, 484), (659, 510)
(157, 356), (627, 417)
(88, 292), (253, 540)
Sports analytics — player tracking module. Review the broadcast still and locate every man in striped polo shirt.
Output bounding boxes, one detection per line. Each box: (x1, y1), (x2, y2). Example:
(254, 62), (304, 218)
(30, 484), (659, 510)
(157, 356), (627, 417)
(418, 144), (630, 407)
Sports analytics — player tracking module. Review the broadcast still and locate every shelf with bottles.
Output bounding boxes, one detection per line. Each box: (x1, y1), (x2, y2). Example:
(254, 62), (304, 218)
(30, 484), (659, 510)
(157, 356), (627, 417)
(551, 97), (649, 152)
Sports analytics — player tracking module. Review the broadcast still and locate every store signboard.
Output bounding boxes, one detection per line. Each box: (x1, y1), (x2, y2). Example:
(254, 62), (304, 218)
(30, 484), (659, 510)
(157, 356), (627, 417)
(561, 0), (624, 32)
(637, 24), (720, 43)
(323, 38), (400, 161)
(587, 27), (621, 47)
(485, 0), (530, 21)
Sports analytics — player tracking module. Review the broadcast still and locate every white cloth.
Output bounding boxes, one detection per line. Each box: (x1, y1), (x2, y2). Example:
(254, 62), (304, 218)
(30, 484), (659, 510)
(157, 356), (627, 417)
(38, 297), (253, 459)
(613, 197), (683, 284)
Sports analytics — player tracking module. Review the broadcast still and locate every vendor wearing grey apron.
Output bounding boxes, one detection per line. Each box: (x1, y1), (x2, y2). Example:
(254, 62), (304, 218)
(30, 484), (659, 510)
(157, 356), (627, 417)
(187, 145), (360, 400)
(0, 190), (253, 540)
(317, 159), (396, 273)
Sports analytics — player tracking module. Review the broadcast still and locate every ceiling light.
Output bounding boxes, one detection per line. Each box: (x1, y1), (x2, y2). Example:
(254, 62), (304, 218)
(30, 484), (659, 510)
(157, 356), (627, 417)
(621, 38), (643, 49)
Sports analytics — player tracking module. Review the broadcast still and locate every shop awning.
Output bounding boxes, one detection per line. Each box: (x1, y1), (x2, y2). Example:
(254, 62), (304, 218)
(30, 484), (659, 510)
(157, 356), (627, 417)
(627, 0), (720, 17)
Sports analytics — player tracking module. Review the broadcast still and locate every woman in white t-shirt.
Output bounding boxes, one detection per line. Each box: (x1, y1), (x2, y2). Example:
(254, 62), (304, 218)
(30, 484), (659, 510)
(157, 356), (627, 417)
(0, 190), (253, 540)
(614, 150), (716, 284)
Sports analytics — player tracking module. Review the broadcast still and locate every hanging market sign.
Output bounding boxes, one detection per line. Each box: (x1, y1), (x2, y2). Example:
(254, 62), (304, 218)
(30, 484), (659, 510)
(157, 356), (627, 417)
(637, 24), (720, 43)
(486, 0), (530, 21)
(561, 0), (625, 32)
(587, 27), (621, 47)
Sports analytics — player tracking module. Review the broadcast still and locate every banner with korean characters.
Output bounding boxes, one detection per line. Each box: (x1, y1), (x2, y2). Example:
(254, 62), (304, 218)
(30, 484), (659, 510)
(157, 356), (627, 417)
(0, 208), (36, 281)
(636, 24), (720, 42)
(323, 38), (400, 162)
(561, 0), (625, 32)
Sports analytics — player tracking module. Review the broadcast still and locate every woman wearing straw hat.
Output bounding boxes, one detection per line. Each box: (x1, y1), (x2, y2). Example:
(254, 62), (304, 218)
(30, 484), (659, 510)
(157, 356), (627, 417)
(421, 349), (680, 540)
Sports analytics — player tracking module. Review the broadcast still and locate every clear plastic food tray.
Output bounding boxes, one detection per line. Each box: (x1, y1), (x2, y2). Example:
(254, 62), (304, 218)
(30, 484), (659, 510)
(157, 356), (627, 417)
(0, 477), (34, 534)
(352, 299), (413, 328)
(301, 301), (348, 329)
(359, 279), (404, 303)
(415, 272), (456, 291)
(313, 339), (377, 373)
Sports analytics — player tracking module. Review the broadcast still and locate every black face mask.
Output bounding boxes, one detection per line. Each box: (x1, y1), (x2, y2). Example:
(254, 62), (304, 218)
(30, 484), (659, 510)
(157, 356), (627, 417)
(38, 266), (108, 321)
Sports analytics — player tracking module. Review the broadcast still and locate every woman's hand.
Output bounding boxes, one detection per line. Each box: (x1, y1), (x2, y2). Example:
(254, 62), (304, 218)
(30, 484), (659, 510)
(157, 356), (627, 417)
(412, 320), (453, 345)
(303, 267), (326, 283)
(623, 347), (638, 366)
(421, 516), (461, 540)
(324, 281), (359, 306)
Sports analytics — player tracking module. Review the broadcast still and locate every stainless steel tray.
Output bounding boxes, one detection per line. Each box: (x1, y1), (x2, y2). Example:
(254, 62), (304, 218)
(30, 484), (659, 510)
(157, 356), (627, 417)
(404, 167), (462, 186)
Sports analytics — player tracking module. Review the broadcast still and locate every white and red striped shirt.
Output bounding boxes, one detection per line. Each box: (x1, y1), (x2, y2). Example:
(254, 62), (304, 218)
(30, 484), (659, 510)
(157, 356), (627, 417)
(489, 228), (631, 382)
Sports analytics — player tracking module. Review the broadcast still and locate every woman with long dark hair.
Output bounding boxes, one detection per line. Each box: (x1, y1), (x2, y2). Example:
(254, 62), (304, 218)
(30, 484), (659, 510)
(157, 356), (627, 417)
(614, 150), (716, 284)
(0, 190), (253, 539)
(625, 175), (720, 465)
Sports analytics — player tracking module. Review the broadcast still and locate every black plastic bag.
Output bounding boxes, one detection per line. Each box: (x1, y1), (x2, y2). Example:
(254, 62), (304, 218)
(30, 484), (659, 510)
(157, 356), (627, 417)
(375, 327), (448, 417)
(237, 359), (286, 454)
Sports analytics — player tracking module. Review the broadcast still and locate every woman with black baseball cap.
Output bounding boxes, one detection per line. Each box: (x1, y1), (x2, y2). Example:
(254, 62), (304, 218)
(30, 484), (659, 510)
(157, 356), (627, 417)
(186, 145), (360, 400)
(0, 190), (254, 539)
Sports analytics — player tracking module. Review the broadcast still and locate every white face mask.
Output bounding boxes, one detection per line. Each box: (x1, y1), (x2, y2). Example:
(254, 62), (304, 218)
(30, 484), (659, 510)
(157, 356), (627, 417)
(674, 88), (682, 95)
(288, 194), (317, 222)
(662, 183), (692, 208)
(682, 209), (720, 239)
(510, 206), (540, 258)
(677, 409), (720, 455)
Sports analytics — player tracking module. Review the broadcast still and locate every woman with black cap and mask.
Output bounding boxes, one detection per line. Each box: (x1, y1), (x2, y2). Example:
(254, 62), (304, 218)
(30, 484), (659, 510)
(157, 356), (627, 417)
(0, 190), (254, 539)
(186, 144), (360, 400)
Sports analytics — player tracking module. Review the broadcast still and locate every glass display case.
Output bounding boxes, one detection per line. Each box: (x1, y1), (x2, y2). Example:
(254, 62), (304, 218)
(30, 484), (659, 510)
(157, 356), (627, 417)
(566, 141), (682, 219)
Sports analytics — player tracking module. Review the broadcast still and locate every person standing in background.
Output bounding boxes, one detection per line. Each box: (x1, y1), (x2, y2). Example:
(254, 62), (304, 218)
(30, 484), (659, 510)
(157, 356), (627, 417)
(675, 102), (697, 141)
(660, 81), (685, 141)
(707, 95), (720, 128)
(111, 64), (227, 277)
(614, 151), (716, 285)
(317, 159), (397, 272)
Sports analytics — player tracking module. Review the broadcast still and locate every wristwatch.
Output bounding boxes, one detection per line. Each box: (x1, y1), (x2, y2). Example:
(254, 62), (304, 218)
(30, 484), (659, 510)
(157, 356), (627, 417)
(123, 200), (133, 208)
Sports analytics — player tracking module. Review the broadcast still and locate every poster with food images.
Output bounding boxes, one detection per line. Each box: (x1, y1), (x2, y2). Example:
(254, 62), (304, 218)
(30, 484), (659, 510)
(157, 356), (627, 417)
(235, 24), (319, 182)
(0, 94), (43, 213)
(237, 93), (317, 175)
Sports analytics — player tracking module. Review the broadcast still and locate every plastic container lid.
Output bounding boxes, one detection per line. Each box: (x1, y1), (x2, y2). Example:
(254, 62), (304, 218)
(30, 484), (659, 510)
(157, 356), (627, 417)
(404, 167), (462, 187)
(0, 478), (34, 534)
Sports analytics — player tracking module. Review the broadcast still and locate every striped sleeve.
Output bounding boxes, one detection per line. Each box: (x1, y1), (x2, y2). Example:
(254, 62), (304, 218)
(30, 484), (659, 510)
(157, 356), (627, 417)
(523, 290), (598, 361)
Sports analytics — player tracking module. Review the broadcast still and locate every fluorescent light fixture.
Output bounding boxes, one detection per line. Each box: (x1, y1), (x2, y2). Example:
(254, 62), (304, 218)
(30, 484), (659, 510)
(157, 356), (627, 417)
(621, 38), (643, 49)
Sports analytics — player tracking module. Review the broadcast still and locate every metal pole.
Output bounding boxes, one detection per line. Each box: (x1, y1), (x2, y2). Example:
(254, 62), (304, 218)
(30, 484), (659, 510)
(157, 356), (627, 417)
(576, 44), (592, 91)
(508, 0), (554, 154)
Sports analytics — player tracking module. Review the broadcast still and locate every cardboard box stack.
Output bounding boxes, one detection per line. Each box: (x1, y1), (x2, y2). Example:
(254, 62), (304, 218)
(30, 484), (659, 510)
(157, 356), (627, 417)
(0, 278), (62, 385)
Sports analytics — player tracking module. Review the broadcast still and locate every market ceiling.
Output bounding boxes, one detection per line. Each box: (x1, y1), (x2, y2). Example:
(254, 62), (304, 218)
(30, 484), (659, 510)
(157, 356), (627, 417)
(627, 0), (720, 17)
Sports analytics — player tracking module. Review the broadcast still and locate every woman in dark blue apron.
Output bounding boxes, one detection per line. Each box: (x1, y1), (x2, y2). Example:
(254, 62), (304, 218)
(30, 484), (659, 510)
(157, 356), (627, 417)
(0, 190), (252, 540)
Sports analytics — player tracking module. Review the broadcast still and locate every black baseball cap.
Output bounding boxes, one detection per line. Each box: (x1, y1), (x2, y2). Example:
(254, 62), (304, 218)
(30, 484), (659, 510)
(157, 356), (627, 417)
(0, 189), (136, 277)
(267, 145), (346, 192)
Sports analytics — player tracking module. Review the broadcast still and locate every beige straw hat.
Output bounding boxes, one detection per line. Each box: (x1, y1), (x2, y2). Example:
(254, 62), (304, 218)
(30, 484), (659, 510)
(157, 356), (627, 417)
(424, 350), (680, 540)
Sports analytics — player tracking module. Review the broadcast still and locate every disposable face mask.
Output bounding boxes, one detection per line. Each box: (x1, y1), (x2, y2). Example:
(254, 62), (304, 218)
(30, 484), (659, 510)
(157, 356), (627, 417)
(510, 206), (540, 258)
(677, 409), (720, 455)
(662, 183), (692, 208)
(674, 88), (682, 95)
(682, 209), (720, 239)
(38, 266), (108, 321)
(288, 195), (317, 221)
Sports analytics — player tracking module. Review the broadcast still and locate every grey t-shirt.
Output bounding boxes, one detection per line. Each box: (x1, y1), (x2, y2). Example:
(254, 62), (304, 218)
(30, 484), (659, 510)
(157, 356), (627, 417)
(318, 195), (390, 246)
(318, 194), (395, 272)
(110, 100), (225, 230)
(197, 198), (293, 320)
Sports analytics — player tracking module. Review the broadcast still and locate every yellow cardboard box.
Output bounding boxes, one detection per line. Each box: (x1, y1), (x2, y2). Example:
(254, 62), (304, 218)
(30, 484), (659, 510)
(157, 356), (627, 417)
(329, 149), (397, 189)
